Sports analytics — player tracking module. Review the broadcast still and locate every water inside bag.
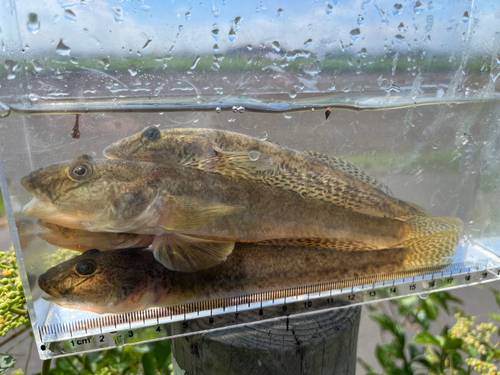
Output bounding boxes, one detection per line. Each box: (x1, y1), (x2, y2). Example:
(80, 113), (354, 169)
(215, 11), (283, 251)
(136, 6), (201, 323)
(1, 0), (500, 359)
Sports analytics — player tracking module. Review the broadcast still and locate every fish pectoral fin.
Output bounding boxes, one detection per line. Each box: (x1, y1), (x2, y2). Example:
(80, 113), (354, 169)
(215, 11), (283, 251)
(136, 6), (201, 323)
(303, 150), (394, 196)
(398, 230), (460, 270)
(184, 151), (283, 179)
(160, 195), (242, 231)
(152, 233), (235, 272)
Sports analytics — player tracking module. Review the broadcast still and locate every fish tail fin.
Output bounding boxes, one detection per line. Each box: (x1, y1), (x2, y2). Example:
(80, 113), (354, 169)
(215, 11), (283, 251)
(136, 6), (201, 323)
(397, 215), (463, 239)
(399, 230), (460, 270)
(394, 215), (462, 270)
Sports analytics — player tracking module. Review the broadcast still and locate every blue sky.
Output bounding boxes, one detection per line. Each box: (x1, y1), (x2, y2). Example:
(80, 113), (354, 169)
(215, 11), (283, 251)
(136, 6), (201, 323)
(8, 0), (499, 60)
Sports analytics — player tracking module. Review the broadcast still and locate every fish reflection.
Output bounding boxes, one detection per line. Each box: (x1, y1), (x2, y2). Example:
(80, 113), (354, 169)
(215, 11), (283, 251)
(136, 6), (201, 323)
(38, 221), (153, 252)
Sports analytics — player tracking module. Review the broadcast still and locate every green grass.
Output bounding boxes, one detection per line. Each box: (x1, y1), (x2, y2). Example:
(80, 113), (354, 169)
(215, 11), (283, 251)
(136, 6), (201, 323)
(341, 149), (461, 174)
(0, 53), (492, 77)
(0, 191), (5, 217)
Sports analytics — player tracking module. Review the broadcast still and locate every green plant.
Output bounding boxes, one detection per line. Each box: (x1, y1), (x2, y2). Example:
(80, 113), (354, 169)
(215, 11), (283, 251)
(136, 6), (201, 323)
(359, 290), (500, 375)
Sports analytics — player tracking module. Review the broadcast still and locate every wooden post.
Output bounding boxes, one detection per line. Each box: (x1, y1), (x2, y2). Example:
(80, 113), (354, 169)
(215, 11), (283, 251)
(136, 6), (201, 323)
(171, 306), (361, 375)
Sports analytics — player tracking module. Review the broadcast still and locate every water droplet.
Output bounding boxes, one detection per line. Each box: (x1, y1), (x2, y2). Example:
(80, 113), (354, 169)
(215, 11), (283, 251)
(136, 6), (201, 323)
(229, 27), (236, 42)
(212, 6), (220, 18)
(238, 106), (245, 113)
(213, 44), (219, 53)
(259, 131), (268, 141)
(247, 44), (253, 51)
(419, 293), (428, 300)
(190, 55), (201, 69)
(358, 47), (367, 57)
(463, 10), (469, 23)
(289, 89), (297, 98)
(185, 12), (191, 20)
(311, 108), (315, 111)
(303, 38), (312, 48)
(212, 24), (220, 41)
(414, 1), (424, 14)
(398, 22), (404, 32)
(28, 93), (39, 103)
(276, 8), (284, 17)
(70, 56), (78, 65)
(64, 9), (77, 22)
(113, 6), (124, 23)
(326, 2), (333, 14)
(232, 106), (238, 113)
(27, 13), (40, 34)
(56, 40), (71, 56)
(357, 15), (364, 25)
(32, 60), (43, 72)
(272, 41), (280, 52)
(215, 107), (222, 113)
(395, 34), (405, 42)
(284, 114), (292, 119)
(179, 25), (184, 32)
(248, 150), (260, 161)
(128, 64), (137, 76)
(393, 3), (403, 15)
(233, 17), (242, 31)
(141, 4), (151, 11)
(350, 28), (361, 41)
(304, 61), (322, 76)
(53, 14), (60, 24)
(0, 102), (11, 118)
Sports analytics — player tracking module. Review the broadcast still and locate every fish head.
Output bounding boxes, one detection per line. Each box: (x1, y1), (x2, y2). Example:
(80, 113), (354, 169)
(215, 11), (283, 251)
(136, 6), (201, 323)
(103, 126), (213, 165)
(38, 248), (154, 314)
(21, 156), (160, 231)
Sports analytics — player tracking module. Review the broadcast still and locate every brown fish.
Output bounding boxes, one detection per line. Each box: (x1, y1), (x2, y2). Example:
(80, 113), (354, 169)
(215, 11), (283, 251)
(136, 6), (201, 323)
(21, 155), (461, 273)
(103, 127), (429, 218)
(38, 237), (459, 314)
(38, 221), (153, 252)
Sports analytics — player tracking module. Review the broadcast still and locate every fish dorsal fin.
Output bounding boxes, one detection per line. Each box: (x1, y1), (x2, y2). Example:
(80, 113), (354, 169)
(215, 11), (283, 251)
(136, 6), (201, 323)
(184, 150), (284, 179)
(303, 151), (393, 196)
(152, 233), (235, 272)
(160, 195), (242, 231)
(262, 171), (390, 214)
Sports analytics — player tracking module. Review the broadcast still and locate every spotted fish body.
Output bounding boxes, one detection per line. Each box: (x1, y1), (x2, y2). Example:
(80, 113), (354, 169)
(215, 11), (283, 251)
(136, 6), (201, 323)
(21, 155), (461, 272)
(104, 127), (427, 218)
(38, 238), (458, 314)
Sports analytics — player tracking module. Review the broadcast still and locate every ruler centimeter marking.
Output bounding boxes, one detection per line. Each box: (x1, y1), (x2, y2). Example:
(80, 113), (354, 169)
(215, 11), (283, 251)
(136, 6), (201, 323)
(36, 262), (500, 359)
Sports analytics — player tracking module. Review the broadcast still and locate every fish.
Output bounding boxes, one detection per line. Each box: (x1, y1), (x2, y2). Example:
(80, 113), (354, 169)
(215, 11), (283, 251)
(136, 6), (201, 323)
(38, 221), (154, 252)
(21, 155), (462, 273)
(103, 127), (429, 218)
(38, 235), (459, 314)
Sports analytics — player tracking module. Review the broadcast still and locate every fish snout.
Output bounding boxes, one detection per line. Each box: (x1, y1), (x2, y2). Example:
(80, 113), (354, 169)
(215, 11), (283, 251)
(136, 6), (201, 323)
(38, 272), (63, 299)
(103, 143), (130, 160)
(20, 174), (37, 194)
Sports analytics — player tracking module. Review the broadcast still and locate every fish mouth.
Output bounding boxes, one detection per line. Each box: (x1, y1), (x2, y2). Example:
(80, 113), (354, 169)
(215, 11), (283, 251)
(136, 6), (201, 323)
(23, 198), (57, 219)
(103, 144), (130, 160)
(23, 199), (88, 230)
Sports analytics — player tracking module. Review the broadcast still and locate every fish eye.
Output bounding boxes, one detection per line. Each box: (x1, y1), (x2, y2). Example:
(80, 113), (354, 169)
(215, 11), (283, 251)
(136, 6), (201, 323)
(141, 127), (160, 143)
(75, 261), (97, 276)
(70, 163), (92, 180)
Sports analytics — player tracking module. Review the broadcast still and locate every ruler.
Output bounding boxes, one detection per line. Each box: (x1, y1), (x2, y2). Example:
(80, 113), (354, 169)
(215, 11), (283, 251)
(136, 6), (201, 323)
(37, 258), (500, 359)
